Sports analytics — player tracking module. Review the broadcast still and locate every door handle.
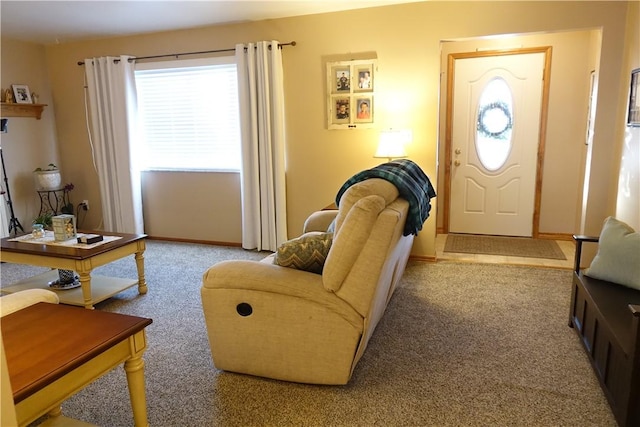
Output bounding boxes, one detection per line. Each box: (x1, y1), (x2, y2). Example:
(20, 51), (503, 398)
(455, 148), (462, 155)
(454, 160), (461, 166)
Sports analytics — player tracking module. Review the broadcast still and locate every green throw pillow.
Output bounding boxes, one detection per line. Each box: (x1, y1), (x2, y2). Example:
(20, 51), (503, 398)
(585, 217), (640, 290)
(274, 232), (333, 274)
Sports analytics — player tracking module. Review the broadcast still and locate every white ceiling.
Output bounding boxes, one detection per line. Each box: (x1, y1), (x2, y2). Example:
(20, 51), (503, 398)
(1, 1), (421, 45)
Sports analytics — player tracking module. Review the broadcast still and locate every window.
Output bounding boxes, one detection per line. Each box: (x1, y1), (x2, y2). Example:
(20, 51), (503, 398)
(475, 77), (513, 172)
(135, 57), (241, 172)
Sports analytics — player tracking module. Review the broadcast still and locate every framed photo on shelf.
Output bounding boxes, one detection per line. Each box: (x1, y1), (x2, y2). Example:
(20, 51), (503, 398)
(628, 68), (640, 127)
(12, 84), (32, 104)
(326, 59), (376, 129)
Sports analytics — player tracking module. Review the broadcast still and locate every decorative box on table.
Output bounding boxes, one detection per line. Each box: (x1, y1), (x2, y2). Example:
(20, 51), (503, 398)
(52, 214), (76, 241)
(77, 234), (103, 244)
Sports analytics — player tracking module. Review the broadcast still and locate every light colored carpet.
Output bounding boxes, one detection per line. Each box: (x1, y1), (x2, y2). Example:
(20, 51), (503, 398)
(444, 234), (567, 260)
(1, 240), (613, 426)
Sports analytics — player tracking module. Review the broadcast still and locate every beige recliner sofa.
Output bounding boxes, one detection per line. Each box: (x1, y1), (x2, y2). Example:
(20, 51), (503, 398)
(201, 177), (421, 385)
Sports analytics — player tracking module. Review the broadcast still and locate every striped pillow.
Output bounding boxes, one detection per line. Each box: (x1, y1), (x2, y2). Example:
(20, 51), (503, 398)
(274, 232), (333, 274)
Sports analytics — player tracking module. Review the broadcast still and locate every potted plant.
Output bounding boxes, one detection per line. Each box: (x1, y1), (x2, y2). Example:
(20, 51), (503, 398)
(33, 212), (53, 229)
(33, 163), (62, 190)
(61, 182), (75, 214)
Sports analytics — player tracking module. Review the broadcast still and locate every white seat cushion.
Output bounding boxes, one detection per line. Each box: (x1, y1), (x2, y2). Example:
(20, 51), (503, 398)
(0, 289), (59, 317)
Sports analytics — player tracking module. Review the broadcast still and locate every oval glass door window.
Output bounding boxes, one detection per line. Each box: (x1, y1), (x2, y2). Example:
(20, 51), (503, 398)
(475, 77), (513, 171)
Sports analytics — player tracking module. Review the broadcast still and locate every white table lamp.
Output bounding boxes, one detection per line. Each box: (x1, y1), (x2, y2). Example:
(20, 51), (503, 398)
(374, 129), (411, 162)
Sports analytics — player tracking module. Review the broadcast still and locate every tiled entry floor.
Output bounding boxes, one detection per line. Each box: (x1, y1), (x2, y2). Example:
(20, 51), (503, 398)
(435, 234), (575, 269)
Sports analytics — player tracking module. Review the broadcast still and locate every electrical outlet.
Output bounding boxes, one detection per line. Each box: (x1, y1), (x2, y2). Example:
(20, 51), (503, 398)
(82, 199), (89, 210)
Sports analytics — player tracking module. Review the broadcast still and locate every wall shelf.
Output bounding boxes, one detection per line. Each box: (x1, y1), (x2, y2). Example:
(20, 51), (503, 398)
(1, 102), (47, 120)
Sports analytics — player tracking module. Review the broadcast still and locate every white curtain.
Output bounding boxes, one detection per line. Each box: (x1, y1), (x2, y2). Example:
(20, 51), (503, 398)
(84, 56), (144, 234)
(236, 41), (288, 251)
(0, 192), (8, 238)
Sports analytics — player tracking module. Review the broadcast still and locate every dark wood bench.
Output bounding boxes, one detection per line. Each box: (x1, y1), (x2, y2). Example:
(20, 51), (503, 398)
(568, 235), (640, 427)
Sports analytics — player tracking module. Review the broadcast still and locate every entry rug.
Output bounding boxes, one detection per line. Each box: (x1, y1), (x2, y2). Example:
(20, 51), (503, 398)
(444, 234), (566, 260)
(8, 231), (122, 249)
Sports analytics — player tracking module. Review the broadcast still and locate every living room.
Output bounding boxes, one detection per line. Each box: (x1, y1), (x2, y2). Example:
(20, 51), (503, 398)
(1, 1), (639, 426)
(0, 1), (637, 260)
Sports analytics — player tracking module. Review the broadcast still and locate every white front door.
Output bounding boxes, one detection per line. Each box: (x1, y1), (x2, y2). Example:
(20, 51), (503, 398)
(449, 52), (545, 236)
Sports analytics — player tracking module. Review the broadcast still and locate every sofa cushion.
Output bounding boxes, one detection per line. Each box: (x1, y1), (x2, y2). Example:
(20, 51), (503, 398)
(273, 232), (333, 274)
(586, 217), (640, 290)
(0, 289), (59, 317)
(334, 179), (398, 234)
(323, 194), (386, 292)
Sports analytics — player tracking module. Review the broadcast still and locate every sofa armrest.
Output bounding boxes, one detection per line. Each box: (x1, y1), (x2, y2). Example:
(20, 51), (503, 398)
(201, 260), (361, 327)
(303, 211), (338, 233)
(0, 289), (59, 317)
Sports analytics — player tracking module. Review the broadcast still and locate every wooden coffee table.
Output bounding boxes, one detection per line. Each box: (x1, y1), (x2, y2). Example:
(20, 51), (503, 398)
(2, 302), (152, 426)
(1, 231), (147, 309)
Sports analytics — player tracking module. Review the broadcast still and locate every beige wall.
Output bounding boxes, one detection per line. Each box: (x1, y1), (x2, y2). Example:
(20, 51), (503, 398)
(141, 170), (242, 243)
(1, 39), (58, 229)
(1, 1), (635, 259)
(615, 0), (640, 230)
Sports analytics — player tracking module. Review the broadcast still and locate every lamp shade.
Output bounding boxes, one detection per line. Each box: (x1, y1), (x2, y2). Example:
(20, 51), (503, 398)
(374, 129), (410, 161)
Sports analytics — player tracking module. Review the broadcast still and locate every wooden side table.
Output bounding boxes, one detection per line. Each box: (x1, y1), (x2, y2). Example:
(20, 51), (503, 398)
(2, 302), (153, 426)
(1, 231), (148, 309)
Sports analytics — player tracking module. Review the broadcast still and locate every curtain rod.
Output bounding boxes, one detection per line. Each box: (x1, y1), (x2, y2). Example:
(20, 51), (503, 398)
(77, 41), (296, 66)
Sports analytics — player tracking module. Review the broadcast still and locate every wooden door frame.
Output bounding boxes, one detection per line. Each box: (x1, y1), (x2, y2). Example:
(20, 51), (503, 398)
(442, 47), (553, 237)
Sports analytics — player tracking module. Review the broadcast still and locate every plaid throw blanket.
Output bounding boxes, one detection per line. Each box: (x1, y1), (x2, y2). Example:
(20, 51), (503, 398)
(335, 159), (436, 236)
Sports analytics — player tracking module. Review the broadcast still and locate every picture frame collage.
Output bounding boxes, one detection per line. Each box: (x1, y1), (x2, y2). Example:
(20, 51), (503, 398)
(327, 59), (377, 129)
